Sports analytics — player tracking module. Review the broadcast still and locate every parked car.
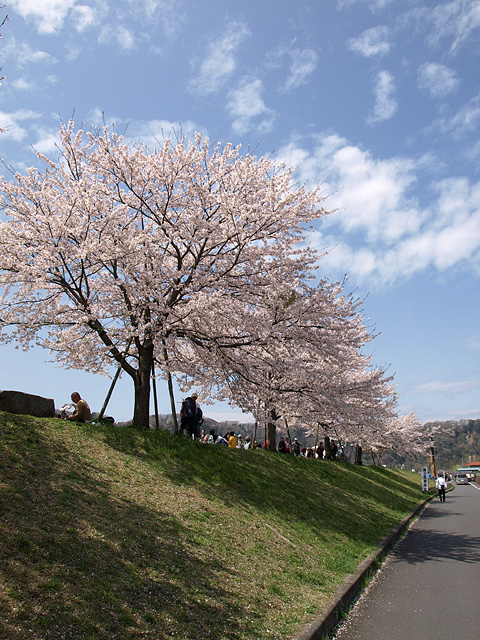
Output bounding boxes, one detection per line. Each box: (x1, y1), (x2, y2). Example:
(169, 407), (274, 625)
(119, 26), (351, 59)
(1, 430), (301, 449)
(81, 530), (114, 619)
(456, 473), (469, 485)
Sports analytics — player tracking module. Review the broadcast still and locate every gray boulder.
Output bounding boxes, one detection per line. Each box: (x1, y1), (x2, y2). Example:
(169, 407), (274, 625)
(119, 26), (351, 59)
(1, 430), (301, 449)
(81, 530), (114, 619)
(0, 390), (55, 418)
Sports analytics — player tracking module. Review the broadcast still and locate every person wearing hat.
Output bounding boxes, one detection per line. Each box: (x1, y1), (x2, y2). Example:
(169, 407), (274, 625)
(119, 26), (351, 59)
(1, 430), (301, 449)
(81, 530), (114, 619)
(180, 392), (203, 439)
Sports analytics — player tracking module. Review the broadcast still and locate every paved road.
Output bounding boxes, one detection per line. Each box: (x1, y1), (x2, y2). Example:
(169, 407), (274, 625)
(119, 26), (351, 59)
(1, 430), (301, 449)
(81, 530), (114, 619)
(334, 483), (480, 640)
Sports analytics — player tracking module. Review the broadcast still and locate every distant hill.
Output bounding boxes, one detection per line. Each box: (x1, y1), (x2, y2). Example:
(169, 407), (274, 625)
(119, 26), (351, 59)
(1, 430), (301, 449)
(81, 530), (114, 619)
(374, 419), (480, 472)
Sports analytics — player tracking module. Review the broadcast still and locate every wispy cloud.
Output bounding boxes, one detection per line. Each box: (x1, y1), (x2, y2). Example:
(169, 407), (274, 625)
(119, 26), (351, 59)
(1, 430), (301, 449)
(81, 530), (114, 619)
(368, 70), (397, 124)
(189, 21), (250, 96)
(267, 44), (318, 92)
(417, 62), (461, 99)
(227, 77), (276, 135)
(2, 36), (57, 68)
(337, 0), (396, 12)
(427, 92), (480, 139)
(11, 78), (35, 91)
(348, 26), (391, 58)
(87, 109), (205, 148)
(412, 379), (480, 395)
(428, 0), (480, 54)
(283, 48), (318, 91)
(99, 25), (136, 51)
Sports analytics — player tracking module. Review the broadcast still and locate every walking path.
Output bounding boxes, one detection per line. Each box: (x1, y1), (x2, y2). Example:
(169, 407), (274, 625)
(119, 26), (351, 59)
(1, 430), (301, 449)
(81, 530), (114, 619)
(334, 483), (480, 639)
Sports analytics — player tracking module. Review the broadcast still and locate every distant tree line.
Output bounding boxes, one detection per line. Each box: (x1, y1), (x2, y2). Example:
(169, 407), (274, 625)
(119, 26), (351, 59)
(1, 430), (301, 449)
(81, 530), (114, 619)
(373, 420), (480, 471)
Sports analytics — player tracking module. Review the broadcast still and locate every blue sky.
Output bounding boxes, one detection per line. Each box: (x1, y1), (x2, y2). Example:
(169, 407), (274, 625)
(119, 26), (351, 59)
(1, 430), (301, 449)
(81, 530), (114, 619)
(0, 0), (479, 425)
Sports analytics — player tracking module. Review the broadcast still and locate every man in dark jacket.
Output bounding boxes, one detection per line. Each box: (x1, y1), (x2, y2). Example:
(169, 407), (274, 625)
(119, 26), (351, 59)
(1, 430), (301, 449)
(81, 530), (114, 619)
(180, 393), (202, 439)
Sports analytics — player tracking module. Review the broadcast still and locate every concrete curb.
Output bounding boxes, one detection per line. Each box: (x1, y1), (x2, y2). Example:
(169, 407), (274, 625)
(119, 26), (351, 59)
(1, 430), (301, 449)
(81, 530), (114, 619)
(292, 493), (436, 640)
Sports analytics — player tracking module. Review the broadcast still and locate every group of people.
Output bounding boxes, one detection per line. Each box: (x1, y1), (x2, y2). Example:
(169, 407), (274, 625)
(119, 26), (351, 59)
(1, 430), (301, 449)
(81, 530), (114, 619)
(180, 395), (342, 458)
(197, 429), (256, 449)
(278, 436), (340, 459)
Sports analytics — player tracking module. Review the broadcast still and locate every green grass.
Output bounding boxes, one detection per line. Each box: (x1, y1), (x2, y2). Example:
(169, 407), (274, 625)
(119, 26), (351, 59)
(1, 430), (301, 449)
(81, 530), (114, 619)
(0, 411), (425, 639)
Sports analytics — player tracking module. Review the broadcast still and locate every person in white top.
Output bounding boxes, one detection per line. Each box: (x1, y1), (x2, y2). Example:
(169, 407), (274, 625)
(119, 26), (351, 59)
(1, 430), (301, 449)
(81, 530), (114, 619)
(435, 474), (447, 502)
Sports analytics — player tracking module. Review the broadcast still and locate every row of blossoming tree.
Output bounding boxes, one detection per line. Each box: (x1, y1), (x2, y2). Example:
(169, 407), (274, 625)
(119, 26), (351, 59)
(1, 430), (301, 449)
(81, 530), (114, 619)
(0, 122), (427, 458)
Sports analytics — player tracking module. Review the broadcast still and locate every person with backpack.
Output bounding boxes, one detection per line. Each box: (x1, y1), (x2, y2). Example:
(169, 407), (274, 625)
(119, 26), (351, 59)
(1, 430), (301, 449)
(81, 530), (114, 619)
(180, 392), (203, 439)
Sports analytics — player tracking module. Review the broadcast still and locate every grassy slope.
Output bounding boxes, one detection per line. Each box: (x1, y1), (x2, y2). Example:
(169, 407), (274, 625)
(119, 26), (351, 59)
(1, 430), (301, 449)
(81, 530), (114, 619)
(0, 412), (425, 640)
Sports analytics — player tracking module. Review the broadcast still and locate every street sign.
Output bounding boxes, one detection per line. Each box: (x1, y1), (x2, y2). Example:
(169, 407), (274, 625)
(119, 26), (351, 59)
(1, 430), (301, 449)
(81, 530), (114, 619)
(421, 466), (429, 492)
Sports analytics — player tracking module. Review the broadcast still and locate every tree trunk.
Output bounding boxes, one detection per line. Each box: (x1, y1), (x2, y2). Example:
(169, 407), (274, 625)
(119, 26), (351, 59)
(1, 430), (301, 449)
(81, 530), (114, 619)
(132, 345), (154, 428)
(324, 435), (331, 460)
(267, 408), (277, 452)
(162, 340), (178, 432)
(167, 371), (178, 432)
(354, 444), (363, 465)
(267, 419), (277, 451)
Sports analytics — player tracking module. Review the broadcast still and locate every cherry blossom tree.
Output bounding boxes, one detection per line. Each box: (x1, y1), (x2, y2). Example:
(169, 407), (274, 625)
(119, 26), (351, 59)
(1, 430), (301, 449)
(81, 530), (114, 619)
(176, 279), (397, 451)
(0, 121), (330, 426)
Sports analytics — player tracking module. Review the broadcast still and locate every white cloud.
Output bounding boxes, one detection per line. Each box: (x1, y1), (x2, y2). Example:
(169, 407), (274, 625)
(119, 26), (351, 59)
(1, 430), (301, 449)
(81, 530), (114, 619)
(286, 48), (318, 90)
(87, 109), (205, 148)
(348, 26), (391, 58)
(368, 70), (397, 124)
(99, 25), (135, 51)
(283, 48), (318, 92)
(126, 0), (184, 39)
(337, 0), (396, 12)
(227, 78), (276, 135)
(32, 126), (61, 154)
(417, 62), (460, 99)
(8, 0), (76, 34)
(427, 0), (480, 54)
(267, 43), (318, 92)
(189, 21), (250, 96)
(279, 135), (421, 243)
(428, 92), (480, 139)
(11, 78), (36, 91)
(0, 109), (41, 141)
(277, 134), (480, 287)
(128, 119), (205, 148)
(412, 379), (480, 395)
(2, 36), (57, 68)
(70, 5), (96, 32)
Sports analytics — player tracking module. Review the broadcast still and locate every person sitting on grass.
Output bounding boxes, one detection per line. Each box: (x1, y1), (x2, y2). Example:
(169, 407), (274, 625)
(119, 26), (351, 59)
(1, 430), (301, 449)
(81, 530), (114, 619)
(68, 392), (91, 423)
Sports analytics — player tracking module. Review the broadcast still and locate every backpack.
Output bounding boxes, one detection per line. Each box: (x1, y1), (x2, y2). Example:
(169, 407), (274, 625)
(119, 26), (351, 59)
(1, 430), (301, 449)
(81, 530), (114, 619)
(182, 398), (196, 419)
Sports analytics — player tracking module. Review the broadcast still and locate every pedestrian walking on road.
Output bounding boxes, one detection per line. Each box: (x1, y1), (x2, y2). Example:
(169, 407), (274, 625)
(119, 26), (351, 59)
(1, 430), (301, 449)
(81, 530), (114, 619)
(436, 474), (446, 502)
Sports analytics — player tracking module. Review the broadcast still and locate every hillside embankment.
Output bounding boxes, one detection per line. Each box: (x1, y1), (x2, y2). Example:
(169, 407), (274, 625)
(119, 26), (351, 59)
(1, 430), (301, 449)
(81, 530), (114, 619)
(0, 412), (425, 640)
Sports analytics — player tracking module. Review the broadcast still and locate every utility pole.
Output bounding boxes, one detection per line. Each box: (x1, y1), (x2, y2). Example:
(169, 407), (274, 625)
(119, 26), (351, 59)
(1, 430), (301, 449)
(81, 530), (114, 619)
(429, 434), (436, 478)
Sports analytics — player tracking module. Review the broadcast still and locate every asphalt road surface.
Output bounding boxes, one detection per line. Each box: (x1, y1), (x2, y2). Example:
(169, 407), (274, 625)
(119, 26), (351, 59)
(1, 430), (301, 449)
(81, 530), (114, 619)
(334, 483), (480, 640)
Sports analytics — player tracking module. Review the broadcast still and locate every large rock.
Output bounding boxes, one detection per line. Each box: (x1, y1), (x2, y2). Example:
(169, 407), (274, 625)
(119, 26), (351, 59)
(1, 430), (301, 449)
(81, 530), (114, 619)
(0, 390), (55, 418)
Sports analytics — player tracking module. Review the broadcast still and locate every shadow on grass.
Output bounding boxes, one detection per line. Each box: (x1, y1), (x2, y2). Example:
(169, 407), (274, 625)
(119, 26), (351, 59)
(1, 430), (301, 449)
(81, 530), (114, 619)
(99, 425), (425, 548)
(0, 416), (260, 640)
